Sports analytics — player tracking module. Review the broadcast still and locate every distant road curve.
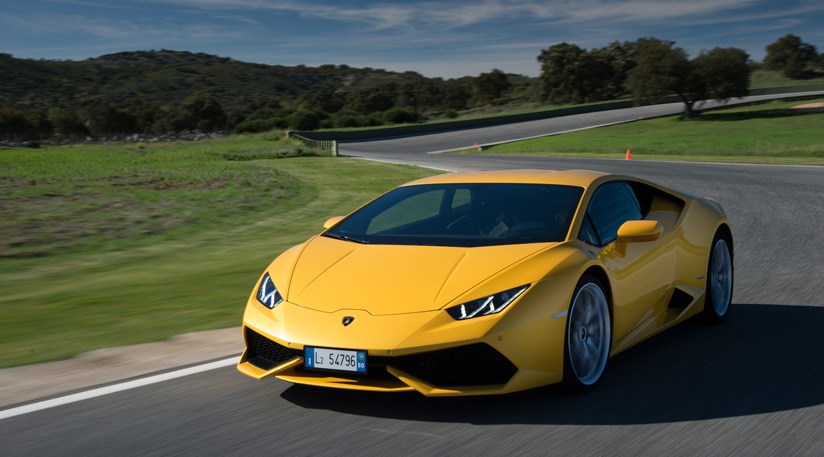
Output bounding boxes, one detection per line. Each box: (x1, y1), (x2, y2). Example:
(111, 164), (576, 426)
(339, 91), (824, 156)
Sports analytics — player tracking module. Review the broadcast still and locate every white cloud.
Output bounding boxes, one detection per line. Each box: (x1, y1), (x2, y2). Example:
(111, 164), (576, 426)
(0, 10), (251, 41)
(148, 0), (761, 29)
(0, 12), (140, 38)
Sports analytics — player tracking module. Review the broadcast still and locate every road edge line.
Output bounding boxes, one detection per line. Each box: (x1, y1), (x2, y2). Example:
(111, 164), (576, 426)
(0, 356), (238, 421)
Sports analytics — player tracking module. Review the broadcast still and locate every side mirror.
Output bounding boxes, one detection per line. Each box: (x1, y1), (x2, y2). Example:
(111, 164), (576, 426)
(617, 220), (663, 243)
(323, 216), (345, 229)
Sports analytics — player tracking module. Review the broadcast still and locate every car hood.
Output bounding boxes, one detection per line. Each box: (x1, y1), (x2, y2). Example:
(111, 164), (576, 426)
(286, 235), (554, 315)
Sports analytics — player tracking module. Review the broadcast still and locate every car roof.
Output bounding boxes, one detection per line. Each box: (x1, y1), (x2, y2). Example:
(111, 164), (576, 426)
(403, 169), (609, 188)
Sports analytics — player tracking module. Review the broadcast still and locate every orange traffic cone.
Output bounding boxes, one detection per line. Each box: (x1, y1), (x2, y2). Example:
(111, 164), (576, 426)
(625, 149), (632, 160)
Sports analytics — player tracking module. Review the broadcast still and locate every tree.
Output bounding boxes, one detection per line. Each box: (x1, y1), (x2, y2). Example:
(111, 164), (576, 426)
(151, 105), (191, 133)
(288, 109), (320, 130)
(440, 79), (471, 110)
(306, 88), (345, 114)
(121, 99), (158, 133)
(345, 87), (395, 114)
(589, 41), (636, 100)
(692, 48), (750, 102)
(537, 42), (589, 103)
(626, 38), (690, 106)
(764, 34), (818, 78)
(47, 107), (85, 135)
(76, 102), (138, 135)
(537, 41), (635, 103)
(383, 107), (419, 124)
(181, 93), (226, 130)
(627, 39), (750, 118)
(473, 69), (512, 104)
(0, 107), (39, 138)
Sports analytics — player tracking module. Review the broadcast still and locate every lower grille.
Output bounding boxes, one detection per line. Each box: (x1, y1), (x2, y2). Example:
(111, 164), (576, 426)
(390, 343), (517, 387)
(246, 330), (516, 388)
(245, 328), (302, 370)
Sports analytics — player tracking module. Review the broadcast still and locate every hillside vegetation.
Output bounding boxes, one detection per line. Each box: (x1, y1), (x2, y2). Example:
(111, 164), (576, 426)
(1, 33), (821, 139)
(0, 50), (536, 137)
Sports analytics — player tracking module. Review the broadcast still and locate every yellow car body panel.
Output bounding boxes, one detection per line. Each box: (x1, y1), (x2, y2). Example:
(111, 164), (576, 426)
(237, 169), (732, 396)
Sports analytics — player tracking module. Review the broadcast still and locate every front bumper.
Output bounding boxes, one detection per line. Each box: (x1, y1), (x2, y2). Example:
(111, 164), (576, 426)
(237, 292), (569, 396)
(238, 327), (518, 395)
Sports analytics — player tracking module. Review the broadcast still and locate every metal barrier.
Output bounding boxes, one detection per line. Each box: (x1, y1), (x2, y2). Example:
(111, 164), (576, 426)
(287, 131), (338, 156)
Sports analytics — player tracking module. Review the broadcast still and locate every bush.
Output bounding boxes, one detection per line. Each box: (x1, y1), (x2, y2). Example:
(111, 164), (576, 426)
(288, 109), (320, 130)
(333, 111), (370, 128)
(383, 107), (419, 124)
(233, 118), (281, 133)
(260, 130), (282, 141)
(443, 109), (459, 119)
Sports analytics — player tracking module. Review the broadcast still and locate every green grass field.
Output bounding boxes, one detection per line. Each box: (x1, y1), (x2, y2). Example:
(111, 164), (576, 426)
(0, 135), (437, 367)
(749, 69), (824, 89)
(472, 99), (824, 165)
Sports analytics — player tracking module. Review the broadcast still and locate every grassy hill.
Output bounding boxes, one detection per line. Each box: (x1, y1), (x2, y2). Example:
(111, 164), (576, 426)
(1, 50), (821, 138)
(0, 50), (444, 112)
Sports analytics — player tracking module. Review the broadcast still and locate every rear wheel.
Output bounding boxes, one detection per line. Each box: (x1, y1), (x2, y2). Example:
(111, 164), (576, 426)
(703, 233), (733, 322)
(563, 275), (611, 392)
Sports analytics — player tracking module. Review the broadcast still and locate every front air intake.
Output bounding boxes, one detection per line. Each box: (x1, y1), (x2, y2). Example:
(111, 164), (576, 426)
(245, 328), (302, 370)
(390, 343), (517, 387)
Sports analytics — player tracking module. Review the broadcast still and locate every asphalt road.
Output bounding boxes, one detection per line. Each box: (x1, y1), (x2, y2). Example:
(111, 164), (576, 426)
(3, 105), (824, 456)
(340, 91), (824, 155)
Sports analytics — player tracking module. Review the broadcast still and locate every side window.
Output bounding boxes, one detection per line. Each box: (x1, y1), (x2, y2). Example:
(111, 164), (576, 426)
(451, 188), (471, 213)
(583, 182), (642, 246)
(579, 214), (600, 246)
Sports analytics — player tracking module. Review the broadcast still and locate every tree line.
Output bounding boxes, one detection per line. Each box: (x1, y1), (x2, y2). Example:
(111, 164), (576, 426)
(1, 34), (821, 140)
(0, 60), (527, 140)
(539, 34), (821, 118)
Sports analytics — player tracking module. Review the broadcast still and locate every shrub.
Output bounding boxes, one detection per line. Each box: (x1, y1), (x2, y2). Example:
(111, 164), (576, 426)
(233, 118), (279, 133)
(443, 108), (459, 119)
(333, 111), (370, 128)
(383, 107), (419, 124)
(288, 109), (320, 130)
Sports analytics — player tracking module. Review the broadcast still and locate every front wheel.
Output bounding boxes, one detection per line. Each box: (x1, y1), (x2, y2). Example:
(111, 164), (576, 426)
(563, 275), (612, 392)
(703, 233), (734, 322)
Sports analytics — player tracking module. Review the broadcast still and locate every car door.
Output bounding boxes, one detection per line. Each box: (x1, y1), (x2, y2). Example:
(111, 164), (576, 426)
(579, 182), (675, 343)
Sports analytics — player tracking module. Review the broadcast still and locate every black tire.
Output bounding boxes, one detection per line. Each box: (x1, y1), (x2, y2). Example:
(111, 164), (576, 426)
(562, 274), (612, 392)
(702, 232), (734, 323)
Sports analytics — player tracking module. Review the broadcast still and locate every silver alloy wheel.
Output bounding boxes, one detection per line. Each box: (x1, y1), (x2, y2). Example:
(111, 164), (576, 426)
(567, 283), (611, 386)
(710, 239), (733, 316)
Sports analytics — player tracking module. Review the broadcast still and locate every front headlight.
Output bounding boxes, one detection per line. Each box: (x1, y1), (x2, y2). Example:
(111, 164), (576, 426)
(256, 272), (283, 309)
(446, 285), (529, 320)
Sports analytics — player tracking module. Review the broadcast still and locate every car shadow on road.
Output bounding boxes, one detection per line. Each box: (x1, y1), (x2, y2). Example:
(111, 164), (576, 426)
(280, 303), (824, 425)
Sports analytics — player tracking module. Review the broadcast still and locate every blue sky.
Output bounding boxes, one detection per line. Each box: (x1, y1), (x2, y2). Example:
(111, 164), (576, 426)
(2, 0), (823, 78)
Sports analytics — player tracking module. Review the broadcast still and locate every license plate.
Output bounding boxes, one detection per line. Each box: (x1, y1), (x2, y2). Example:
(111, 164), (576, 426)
(304, 347), (367, 373)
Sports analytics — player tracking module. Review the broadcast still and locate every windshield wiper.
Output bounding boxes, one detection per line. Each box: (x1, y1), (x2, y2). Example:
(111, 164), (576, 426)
(323, 232), (369, 244)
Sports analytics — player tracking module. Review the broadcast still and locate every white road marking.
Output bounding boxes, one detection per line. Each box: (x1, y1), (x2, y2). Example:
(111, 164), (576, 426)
(423, 119), (638, 154)
(0, 356), (238, 421)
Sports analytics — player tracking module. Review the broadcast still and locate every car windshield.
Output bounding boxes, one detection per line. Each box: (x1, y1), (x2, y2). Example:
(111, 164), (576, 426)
(324, 183), (584, 247)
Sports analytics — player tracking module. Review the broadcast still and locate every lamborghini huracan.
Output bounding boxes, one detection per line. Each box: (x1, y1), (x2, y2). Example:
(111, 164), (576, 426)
(237, 169), (733, 395)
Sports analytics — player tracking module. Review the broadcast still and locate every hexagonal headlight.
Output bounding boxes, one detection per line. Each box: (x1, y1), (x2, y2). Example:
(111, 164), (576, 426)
(256, 272), (283, 309)
(446, 285), (529, 320)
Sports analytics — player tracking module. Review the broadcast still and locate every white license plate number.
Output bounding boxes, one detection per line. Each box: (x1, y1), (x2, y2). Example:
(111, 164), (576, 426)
(304, 347), (366, 373)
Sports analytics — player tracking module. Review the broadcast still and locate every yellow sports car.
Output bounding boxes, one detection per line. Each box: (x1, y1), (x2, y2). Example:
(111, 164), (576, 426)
(237, 169), (733, 396)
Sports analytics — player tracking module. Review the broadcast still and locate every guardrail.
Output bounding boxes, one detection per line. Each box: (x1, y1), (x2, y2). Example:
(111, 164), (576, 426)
(748, 83), (824, 96)
(287, 132), (338, 156)
(290, 85), (824, 143)
(290, 99), (639, 142)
